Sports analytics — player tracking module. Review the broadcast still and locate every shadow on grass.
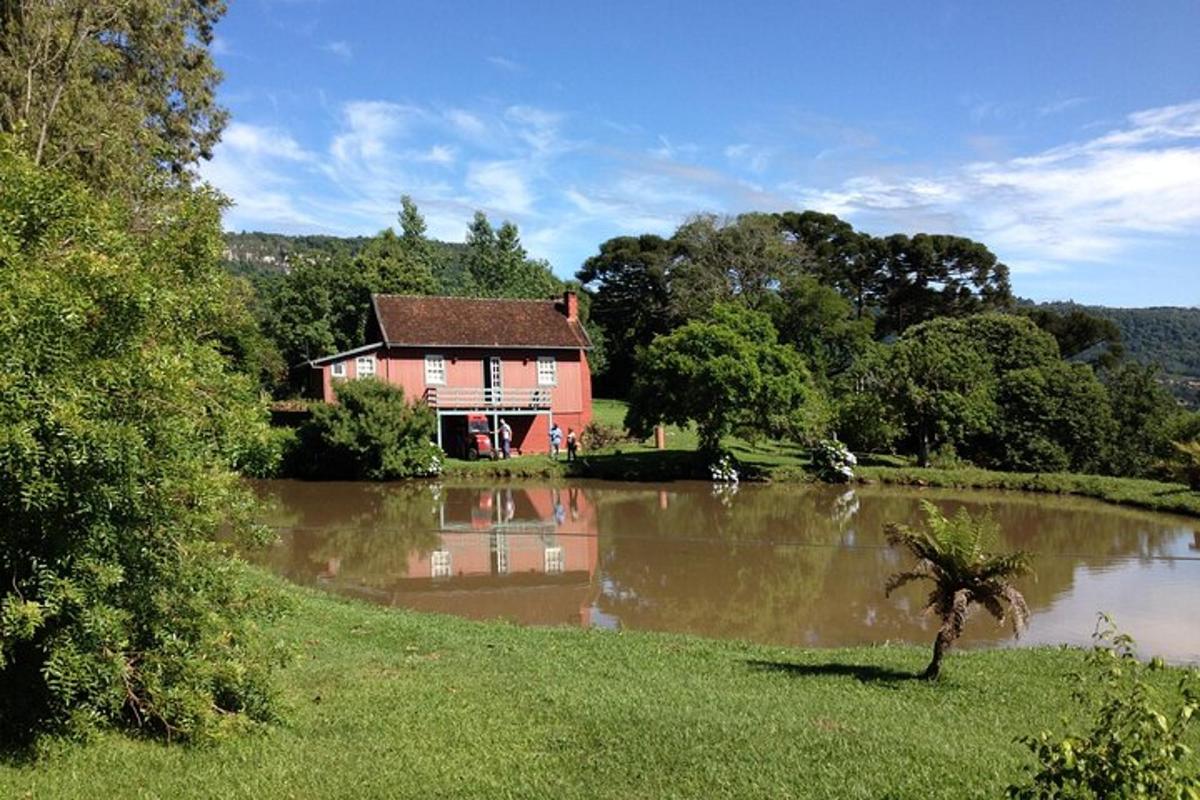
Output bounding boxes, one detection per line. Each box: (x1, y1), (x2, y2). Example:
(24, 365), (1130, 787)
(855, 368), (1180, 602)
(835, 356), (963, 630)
(746, 659), (919, 684)
(566, 449), (706, 482)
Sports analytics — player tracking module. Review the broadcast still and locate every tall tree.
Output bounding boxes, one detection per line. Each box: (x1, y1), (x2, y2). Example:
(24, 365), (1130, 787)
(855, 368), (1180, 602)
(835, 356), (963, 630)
(873, 234), (1014, 336)
(1104, 362), (1182, 477)
(464, 212), (561, 298)
(776, 210), (877, 318)
(669, 213), (809, 318)
(0, 0), (228, 197)
(772, 274), (874, 381)
(577, 234), (674, 392)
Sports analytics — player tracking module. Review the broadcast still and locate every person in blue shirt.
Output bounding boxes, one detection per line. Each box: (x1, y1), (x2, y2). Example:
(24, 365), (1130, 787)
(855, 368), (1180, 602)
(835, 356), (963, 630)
(549, 422), (563, 460)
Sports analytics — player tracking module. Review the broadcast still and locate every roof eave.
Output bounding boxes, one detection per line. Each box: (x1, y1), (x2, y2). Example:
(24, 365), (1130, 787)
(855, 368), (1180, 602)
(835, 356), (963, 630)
(303, 341), (385, 367)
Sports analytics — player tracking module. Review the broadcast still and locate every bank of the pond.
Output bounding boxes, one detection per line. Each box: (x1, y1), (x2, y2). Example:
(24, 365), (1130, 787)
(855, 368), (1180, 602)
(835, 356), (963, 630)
(856, 465), (1200, 517)
(4, 578), (1195, 800)
(441, 451), (1200, 518)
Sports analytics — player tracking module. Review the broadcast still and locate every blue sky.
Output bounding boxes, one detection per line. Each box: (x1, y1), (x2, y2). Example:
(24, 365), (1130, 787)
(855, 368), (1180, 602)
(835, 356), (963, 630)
(205, 1), (1200, 306)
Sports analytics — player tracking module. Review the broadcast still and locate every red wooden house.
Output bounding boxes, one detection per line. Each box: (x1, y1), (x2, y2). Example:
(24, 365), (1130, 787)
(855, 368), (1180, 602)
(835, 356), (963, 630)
(303, 290), (594, 455)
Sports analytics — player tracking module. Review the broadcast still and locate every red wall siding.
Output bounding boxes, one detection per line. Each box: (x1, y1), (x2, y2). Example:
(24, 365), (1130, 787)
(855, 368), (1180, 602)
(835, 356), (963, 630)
(309, 347), (592, 455)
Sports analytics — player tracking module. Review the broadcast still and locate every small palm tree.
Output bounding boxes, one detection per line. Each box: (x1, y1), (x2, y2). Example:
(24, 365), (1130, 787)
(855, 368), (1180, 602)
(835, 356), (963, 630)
(885, 501), (1033, 680)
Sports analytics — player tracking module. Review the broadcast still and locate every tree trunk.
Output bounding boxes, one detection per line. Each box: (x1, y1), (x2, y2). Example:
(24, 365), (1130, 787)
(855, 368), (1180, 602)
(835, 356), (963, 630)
(922, 628), (955, 680)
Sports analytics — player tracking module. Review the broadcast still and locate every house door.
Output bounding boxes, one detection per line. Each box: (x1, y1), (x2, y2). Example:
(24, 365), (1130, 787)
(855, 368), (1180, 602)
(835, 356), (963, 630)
(484, 356), (502, 401)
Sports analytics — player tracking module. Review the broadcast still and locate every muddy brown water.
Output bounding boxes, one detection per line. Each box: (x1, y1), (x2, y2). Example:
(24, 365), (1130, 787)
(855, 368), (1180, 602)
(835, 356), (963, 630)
(248, 480), (1200, 663)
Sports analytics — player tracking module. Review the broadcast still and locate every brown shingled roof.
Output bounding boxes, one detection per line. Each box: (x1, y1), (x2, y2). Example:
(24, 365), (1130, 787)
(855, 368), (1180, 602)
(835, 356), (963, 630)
(371, 294), (591, 349)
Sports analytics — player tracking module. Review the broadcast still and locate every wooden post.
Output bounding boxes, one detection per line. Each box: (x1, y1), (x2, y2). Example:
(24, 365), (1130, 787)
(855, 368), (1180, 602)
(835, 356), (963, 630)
(654, 425), (666, 450)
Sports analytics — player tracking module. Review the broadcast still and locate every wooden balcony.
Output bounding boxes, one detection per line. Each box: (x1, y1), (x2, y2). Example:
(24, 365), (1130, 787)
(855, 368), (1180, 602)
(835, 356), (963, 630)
(423, 387), (551, 410)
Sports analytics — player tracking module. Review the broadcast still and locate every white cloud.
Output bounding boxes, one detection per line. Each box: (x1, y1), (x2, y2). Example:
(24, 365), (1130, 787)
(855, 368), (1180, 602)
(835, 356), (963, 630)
(487, 55), (523, 72)
(1038, 96), (1088, 116)
(330, 101), (421, 164)
(323, 40), (353, 60)
(222, 122), (312, 161)
(724, 143), (772, 173)
(786, 100), (1200, 275)
(445, 109), (489, 140)
(466, 161), (534, 215)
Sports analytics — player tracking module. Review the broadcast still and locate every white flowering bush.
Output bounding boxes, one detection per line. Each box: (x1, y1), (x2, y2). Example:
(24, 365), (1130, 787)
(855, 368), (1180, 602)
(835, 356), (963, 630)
(812, 439), (857, 483)
(416, 449), (444, 477)
(709, 453), (740, 483)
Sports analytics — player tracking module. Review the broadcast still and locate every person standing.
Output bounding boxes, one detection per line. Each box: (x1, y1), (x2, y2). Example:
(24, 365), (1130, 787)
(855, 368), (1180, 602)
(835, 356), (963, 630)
(566, 428), (578, 462)
(499, 418), (512, 459)
(549, 422), (563, 460)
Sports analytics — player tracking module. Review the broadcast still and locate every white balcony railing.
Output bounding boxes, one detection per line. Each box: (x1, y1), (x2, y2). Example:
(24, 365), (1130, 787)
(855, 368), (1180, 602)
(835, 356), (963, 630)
(423, 387), (551, 409)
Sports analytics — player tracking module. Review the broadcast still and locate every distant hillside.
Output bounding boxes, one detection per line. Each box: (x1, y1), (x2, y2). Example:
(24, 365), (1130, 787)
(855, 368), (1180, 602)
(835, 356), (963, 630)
(1041, 302), (1200, 376)
(222, 231), (467, 277)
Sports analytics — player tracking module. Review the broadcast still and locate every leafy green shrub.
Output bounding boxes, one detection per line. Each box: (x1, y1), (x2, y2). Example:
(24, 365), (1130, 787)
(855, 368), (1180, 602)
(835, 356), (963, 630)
(1008, 616), (1200, 799)
(0, 140), (282, 746)
(293, 379), (442, 479)
(1166, 441), (1200, 491)
(583, 421), (629, 451)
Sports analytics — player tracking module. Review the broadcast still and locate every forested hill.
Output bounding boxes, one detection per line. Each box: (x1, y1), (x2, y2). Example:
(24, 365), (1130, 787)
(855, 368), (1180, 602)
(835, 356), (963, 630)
(1040, 302), (1200, 377)
(222, 231), (467, 278)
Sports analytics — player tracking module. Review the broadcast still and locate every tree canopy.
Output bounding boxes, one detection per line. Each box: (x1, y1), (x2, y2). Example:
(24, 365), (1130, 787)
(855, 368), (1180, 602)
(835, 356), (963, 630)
(0, 0), (228, 197)
(625, 304), (828, 453)
(0, 138), (279, 743)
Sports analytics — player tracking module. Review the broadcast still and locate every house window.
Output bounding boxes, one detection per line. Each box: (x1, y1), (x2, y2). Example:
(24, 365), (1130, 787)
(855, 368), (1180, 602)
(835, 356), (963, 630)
(330, 361), (347, 379)
(537, 356), (557, 386)
(356, 355), (376, 378)
(431, 550), (452, 578)
(425, 354), (446, 385)
(544, 546), (564, 575)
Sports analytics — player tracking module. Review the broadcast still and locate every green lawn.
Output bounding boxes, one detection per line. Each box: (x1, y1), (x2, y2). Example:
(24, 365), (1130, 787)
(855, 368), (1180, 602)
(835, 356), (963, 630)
(439, 399), (1200, 517)
(4, 578), (1194, 799)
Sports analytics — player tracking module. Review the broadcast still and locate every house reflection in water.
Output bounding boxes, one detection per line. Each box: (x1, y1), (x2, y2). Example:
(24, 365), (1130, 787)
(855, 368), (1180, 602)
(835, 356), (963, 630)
(310, 486), (600, 627)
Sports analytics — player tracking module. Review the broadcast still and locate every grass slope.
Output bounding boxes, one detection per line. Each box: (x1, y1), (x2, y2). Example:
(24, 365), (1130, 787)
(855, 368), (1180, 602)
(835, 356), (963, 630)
(5, 580), (1193, 800)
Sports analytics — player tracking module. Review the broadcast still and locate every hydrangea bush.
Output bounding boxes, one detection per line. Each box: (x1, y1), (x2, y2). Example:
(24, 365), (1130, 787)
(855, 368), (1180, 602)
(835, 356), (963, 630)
(812, 439), (858, 483)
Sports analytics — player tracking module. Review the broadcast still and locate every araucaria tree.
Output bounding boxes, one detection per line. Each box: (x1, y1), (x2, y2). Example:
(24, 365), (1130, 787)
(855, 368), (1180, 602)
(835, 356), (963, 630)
(625, 304), (828, 453)
(884, 502), (1032, 680)
(0, 141), (280, 744)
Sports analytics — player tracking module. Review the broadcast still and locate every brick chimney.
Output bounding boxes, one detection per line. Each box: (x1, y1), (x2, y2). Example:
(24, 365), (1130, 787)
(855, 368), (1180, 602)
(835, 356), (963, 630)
(562, 289), (579, 321)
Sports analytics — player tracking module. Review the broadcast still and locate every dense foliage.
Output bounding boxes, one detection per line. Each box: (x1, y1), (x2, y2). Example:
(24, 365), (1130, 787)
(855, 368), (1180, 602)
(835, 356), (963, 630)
(0, 141), (281, 745)
(888, 314), (1117, 472)
(291, 379), (442, 480)
(625, 305), (829, 453)
(1009, 618), (1200, 799)
(885, 502), (1031, 680)
(0, 0), (227, 198)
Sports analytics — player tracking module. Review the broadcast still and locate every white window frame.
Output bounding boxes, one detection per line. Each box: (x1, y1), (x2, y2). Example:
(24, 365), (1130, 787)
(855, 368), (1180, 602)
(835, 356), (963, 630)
(330, 361), (347, 379)
(355, 355), (376, 378)
(537, 356), (557, 387)
(431, 549), (452, 578)
(424, 354), (446, 385)
(544, 546), (564, 575)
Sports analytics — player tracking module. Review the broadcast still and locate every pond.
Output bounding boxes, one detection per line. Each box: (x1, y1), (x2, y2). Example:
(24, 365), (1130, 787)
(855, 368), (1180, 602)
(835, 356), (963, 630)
(249, 480), (1200, 663)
